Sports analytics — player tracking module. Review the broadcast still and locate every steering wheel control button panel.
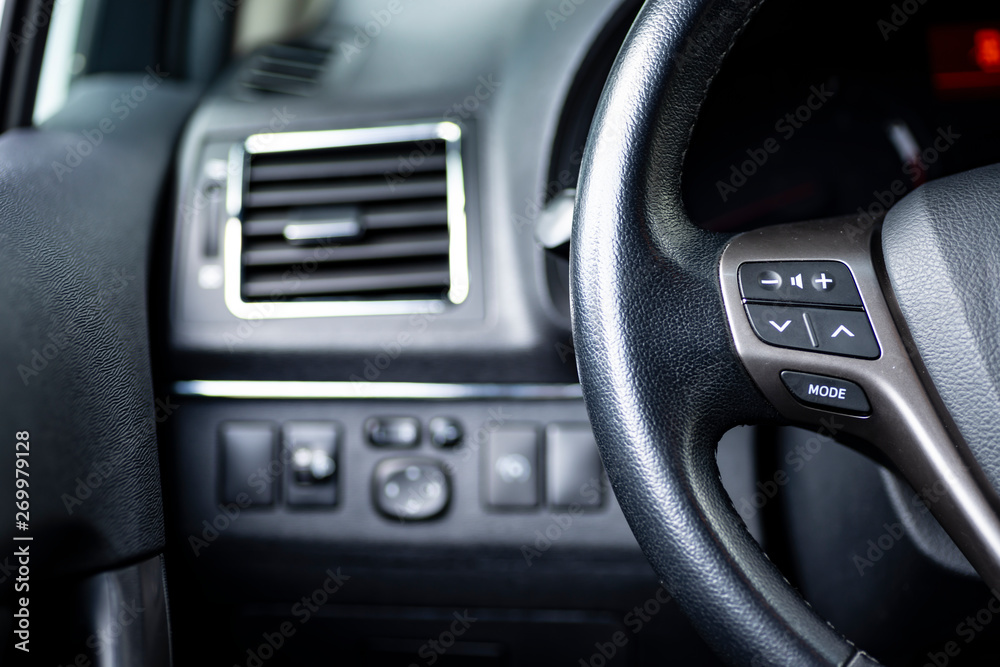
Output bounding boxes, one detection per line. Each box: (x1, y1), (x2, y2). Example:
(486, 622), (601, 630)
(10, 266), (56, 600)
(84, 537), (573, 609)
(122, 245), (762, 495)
(545, 424), (603, 508)
(744, 301), (880, 359)
(738, 261), (862, 307)
(365, 416), (421, 448)
(485, 425), (540, 509)
(220, 422), (277, 506)
(780, 371), (872, 415)
(283, 421), (340, 506)
(373, 458), (450, 521)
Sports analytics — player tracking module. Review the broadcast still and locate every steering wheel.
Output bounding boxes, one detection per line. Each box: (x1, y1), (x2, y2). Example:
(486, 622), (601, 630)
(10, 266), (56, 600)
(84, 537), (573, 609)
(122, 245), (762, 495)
(571, 0), (1000, 665)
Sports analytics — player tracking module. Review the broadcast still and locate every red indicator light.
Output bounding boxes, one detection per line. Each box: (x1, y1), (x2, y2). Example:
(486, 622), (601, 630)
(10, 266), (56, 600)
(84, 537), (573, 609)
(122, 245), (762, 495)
(929, 25), (1000, 96)
(975, 28), (1000, 73)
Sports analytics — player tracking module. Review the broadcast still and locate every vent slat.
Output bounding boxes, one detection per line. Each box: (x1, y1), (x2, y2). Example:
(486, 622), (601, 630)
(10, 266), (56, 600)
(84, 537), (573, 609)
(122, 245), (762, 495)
(262, 44), (330, 65)
(243, 235), (449, 267)
(364, 201), (449, 230)
(243, 268), (450, 299)
(240, 81), (315, 97)
(238, 42), (331, 97)
(250, 155), (446, 183)
(257, 55), (327, 72)
(247, 69), (318, 84)
(239, 132), (455, 304)
(246, 176), (447, 209)
(243, 201), (449, 237)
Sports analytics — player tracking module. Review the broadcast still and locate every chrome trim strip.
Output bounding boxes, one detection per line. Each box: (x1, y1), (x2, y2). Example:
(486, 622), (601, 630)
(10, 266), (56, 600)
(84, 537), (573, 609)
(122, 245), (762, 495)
(442, 127), (469, 304)
(173, 380), (584, 401)
(223, 122), (468, 319)
(225, 143), (245, 219)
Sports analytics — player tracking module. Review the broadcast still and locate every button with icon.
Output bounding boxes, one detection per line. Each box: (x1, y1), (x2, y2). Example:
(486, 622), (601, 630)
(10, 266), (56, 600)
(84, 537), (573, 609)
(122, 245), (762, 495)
(739, 261), (862, 307)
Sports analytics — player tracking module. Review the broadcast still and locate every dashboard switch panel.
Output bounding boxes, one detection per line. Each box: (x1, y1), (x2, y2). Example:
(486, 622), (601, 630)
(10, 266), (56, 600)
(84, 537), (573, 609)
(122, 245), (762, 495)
(220, 422), (276, 506)
(780, 371), (872, 415)
(738, 261), (862, 307)
(545, 424), (603, 508)
(283, 421), (340, 506)
(365, 416), (421, 448)
(373, 458), (450, 521)
(485, 425), (540, 509)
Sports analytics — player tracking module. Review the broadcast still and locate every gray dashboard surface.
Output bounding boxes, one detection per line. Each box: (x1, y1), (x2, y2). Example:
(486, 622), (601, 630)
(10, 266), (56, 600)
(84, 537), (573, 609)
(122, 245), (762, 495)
(168, 0), (633, 383)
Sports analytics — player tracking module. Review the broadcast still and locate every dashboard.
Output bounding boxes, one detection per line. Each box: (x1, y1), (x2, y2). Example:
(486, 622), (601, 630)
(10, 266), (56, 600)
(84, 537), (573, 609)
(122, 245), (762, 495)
(159, 0), (1000, 664)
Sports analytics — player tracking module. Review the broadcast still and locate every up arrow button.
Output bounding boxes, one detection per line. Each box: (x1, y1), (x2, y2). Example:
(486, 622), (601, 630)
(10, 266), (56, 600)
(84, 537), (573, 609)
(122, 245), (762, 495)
(810, 310), (880, 359)
(831, 325), (855, 338)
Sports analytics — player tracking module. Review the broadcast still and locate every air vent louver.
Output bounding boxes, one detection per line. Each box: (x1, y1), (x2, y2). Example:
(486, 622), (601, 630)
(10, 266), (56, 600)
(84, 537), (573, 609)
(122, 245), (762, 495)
(224, 124), (468, 319)
(237, 42), (331, 97)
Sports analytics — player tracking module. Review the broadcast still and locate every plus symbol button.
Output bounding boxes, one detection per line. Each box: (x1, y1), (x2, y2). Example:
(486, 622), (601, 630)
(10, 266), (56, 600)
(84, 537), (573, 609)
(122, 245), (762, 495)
(812, 273), (835, 291)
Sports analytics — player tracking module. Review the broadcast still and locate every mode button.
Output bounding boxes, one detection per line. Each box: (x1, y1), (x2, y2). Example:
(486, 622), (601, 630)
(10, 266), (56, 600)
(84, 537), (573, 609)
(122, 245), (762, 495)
(780, 371), (871, 415)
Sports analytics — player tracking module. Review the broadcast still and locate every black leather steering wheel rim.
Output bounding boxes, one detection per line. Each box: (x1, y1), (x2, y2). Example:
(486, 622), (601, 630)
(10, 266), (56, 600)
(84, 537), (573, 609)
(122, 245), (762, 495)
(570, 1), (878, 664)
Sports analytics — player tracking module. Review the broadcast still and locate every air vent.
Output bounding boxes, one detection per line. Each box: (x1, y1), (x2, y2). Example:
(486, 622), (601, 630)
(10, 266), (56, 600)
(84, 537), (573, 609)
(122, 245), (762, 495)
(223, 123), (469, 319)
(236, 42), (331, 97)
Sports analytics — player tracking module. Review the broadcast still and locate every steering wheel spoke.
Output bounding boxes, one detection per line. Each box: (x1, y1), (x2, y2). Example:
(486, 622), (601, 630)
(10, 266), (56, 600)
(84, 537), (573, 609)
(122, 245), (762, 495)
(571, 0), (1000, 665)
(721, 215), (1000, 593)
